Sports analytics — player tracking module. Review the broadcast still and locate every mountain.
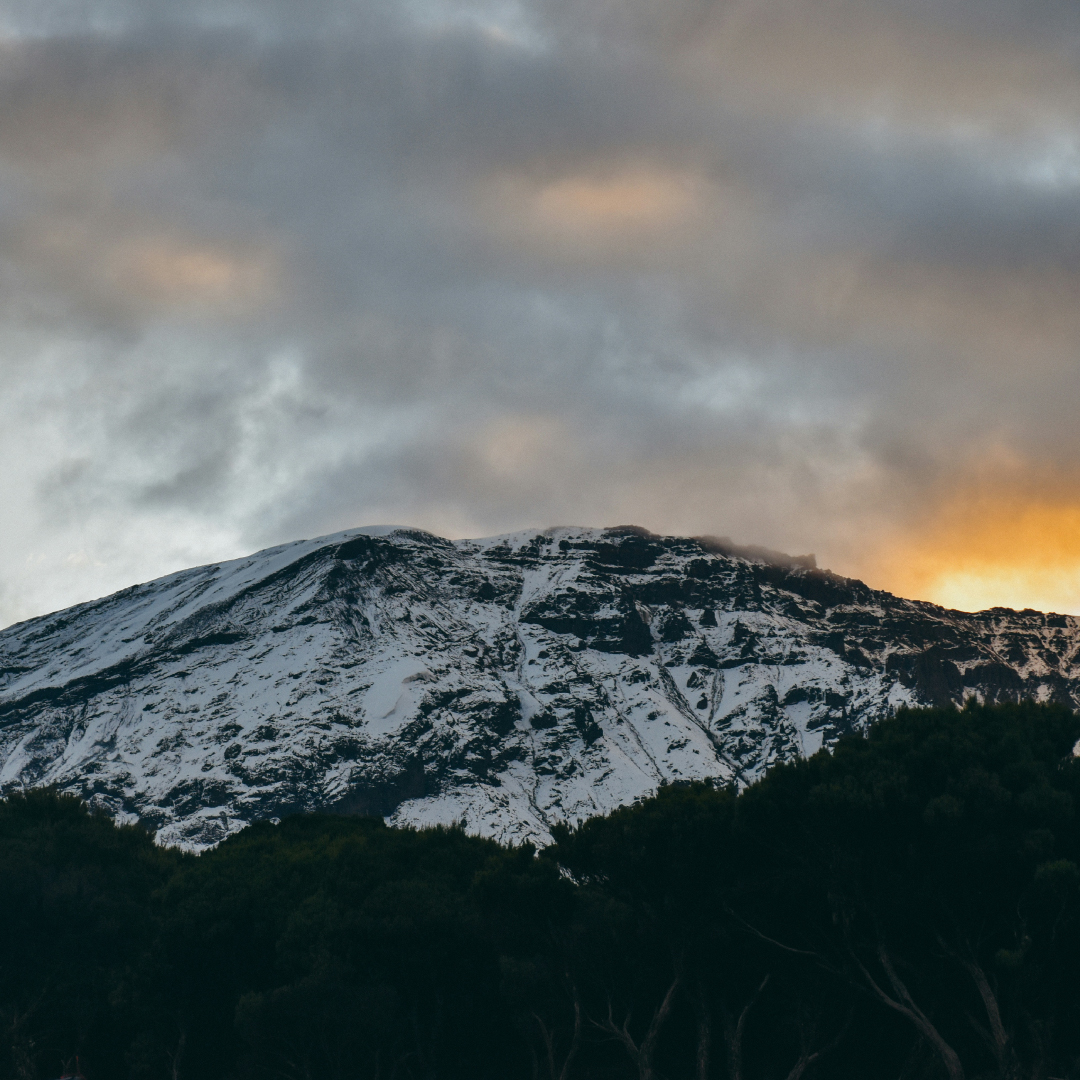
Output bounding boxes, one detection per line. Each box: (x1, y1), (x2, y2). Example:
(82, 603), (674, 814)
(1, 525), (1078, 849)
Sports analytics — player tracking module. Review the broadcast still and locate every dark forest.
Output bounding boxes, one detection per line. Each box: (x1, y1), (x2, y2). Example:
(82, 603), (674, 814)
(2, 701), (1079, 1080)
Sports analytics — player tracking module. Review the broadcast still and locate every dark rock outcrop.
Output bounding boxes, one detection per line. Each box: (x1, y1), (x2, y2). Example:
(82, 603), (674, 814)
(1, 524), (1077, 848)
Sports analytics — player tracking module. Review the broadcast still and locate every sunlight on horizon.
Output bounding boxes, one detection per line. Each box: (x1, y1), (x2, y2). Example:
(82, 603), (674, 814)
(865, 498), (1080, 615)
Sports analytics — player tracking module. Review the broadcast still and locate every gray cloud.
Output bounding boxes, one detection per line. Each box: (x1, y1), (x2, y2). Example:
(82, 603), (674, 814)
(2, 0), (1080, 623)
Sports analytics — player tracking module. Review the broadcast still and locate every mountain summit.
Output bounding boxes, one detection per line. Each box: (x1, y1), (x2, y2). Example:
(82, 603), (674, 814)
(1, 525), (1077, 848)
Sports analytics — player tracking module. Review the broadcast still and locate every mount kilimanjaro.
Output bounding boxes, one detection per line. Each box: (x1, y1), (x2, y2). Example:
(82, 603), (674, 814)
(1, 525), (1078, 849)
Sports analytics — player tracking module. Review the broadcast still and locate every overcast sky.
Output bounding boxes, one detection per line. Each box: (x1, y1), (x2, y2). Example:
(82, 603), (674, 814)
(2, 0), (1080, 625)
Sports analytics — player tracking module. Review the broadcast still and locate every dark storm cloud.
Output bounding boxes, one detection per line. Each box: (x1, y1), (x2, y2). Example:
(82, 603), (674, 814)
(2, 0), (1080, 624)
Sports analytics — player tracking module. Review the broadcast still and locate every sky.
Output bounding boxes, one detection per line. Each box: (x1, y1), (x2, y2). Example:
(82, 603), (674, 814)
(2, 0), (1080, 627)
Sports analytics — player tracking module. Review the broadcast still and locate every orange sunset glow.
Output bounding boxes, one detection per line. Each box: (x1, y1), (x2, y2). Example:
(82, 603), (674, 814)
(864, 495), (1080, 615)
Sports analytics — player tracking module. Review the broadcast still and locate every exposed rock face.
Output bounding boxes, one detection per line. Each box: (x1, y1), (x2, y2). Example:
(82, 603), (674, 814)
(1, 525), (1078, 848)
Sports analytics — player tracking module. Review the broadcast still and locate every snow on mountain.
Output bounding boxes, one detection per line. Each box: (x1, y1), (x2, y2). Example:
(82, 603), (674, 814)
(1, 525), (1078, 849)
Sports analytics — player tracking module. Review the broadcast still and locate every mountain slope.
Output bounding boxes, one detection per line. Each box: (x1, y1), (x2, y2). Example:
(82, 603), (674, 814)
(1, 525), (1078, 848)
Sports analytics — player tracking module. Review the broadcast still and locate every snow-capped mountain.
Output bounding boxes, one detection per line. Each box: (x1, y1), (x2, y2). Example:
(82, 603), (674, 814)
(1, 525), (1078, 849)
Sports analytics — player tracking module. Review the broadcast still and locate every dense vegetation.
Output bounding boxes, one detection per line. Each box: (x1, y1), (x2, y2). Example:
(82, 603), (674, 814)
(2, 701), (1080, 1080)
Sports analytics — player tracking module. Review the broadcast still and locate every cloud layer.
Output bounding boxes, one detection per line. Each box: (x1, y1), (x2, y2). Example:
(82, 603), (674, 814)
(2, 0), (1080, 624)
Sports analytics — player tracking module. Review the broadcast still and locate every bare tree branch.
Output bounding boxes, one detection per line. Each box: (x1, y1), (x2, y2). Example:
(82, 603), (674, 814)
(937, 937), (1017, 1080)
(595, 976), (680, 1080)
(720, 974), (771, 1080)
(724, 906), (819, 957)
(692, 987), (712, 1080)
(848, 944), (965, 1080)
(532, 983), (582, 1080)
(783, 1008), (851, 1080)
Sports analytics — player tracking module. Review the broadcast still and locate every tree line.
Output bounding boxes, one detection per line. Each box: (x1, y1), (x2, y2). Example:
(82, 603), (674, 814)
(2, 699), (1079, 1080)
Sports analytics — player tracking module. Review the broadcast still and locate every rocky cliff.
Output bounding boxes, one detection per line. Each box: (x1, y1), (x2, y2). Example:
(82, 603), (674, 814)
(1, 525), (1077, 848)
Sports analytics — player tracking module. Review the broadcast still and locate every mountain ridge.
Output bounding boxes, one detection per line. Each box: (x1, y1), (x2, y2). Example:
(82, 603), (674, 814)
(1, 524), (1077, 848)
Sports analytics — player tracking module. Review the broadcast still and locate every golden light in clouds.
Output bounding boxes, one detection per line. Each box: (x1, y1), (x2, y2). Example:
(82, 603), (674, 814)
(485, 166), (703, 253)
(868, 495), (1080, 615)
(533, 170), (697, 230)
(113, 237), (274, 309)
(27, 221), (276, 314)
(479, 415), (564, 477)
